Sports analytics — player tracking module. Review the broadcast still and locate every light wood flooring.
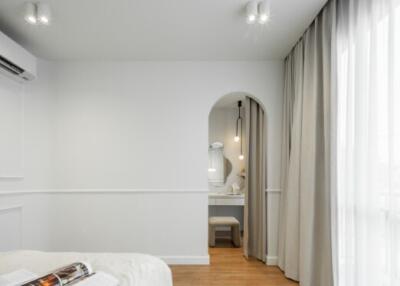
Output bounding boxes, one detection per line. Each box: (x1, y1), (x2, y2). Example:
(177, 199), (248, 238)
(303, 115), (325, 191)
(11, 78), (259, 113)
(171, 237), (298, 286)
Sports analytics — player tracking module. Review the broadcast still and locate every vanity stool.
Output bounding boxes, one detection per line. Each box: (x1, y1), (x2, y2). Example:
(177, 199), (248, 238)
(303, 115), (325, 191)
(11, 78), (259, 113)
(208, 216), (241, 247)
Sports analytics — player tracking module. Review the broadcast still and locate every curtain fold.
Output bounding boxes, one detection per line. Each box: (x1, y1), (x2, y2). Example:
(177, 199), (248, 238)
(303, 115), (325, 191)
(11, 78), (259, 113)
(278, 41), (304, 279)
(280, 0), (400, 285)
(278, 1), (335, 285)
(243, 97), (266, 261)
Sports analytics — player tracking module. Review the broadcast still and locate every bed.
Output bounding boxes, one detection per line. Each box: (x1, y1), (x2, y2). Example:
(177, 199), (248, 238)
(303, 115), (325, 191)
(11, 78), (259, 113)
(0, 250), (172, 286)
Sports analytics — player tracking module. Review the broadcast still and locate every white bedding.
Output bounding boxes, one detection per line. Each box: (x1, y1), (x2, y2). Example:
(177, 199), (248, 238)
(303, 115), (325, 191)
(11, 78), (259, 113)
(0, 251), (172, 286)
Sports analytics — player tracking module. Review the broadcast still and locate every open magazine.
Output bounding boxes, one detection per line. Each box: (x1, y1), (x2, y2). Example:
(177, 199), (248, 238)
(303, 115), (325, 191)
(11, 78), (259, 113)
(0, 263), (118, 286)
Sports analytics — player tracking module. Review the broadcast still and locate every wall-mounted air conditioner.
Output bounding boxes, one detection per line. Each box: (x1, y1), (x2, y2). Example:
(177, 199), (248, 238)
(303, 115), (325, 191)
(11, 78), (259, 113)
(0, 30), (37, 82)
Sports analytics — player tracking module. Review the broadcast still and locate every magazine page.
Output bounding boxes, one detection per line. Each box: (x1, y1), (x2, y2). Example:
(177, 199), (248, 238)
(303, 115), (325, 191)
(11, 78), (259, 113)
(21, 262), (92, 286)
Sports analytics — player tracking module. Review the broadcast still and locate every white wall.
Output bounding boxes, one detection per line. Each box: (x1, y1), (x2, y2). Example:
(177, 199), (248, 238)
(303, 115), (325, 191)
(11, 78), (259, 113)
(52, 61), (283, 189)
(0, 61), (55, 190)
(0, 61), (283, 264)
(0, 61), (55, 253)
(0, 76), (24, 178)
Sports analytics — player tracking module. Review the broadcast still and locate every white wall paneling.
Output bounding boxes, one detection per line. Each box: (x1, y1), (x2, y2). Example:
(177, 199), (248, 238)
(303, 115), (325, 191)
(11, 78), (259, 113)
(0, 61), (284, 264)
(0, 61), (55, 190)
(0, 190), (209, 265)
(0, 205), (23, 251)
(0, 76), (24, 178)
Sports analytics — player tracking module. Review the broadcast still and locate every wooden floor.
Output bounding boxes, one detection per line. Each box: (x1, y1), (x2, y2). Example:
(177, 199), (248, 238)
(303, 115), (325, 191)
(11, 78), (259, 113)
(171, 238), (298, 286)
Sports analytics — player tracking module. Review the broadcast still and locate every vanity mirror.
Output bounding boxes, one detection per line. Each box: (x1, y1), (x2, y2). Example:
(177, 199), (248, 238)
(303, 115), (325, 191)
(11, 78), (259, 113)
(208, 142), (226, 186)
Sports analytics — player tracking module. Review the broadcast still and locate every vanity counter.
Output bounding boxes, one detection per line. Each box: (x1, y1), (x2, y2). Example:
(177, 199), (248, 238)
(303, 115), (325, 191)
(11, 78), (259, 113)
(208, 193), (245, 206)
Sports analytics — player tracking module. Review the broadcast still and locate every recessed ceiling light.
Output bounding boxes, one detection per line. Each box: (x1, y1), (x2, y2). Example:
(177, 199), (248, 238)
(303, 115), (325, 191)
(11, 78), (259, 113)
(24, 2), (37, 24)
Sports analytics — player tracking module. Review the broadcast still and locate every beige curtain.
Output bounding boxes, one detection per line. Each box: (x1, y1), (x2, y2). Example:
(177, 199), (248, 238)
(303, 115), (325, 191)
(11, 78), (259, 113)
(243, 97), (266, 261)
(278, 1), (335, 286)
(278, 41), (303, 277)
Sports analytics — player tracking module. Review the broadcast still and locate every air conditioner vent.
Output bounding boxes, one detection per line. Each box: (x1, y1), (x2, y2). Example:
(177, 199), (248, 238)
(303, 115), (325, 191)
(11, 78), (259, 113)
(0, 55), (24, 76)
(0, 30), (37, 81)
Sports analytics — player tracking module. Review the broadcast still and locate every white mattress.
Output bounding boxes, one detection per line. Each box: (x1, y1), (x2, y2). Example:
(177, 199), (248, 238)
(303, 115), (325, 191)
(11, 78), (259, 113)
(0, 251), (172, 286)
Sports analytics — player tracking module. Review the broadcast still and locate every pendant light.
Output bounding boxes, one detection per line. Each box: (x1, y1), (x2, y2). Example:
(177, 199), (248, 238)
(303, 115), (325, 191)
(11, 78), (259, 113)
(238, 122), (244, 161)
(234, 101), (242, 143)
(234, 101), (244, 160)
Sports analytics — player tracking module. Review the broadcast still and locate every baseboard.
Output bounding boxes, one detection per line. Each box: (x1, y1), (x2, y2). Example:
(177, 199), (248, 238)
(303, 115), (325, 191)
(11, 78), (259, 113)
(265, 255), (278, 266)
(160, 255), (210, 265)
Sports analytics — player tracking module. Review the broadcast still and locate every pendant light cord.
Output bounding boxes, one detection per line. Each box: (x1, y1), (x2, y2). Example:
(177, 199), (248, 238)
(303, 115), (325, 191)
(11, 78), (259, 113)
(235, 101), (243, 156)
(236, 101), (243, 137)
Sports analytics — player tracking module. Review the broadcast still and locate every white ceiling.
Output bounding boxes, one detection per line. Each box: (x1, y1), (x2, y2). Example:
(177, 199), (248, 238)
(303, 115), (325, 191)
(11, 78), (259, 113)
(0, 0), (327, 61)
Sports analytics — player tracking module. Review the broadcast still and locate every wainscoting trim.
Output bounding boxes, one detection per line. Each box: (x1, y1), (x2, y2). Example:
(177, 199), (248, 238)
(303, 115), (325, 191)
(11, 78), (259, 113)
(0, 189), (209, 196)
(265, 255), (278, 266)
(160, 255), (210, 265)
(2, 189), (280, 195)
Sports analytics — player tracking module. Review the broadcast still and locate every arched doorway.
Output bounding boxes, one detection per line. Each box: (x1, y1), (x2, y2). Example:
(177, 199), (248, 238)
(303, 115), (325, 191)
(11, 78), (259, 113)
(207, 92), (267, 261)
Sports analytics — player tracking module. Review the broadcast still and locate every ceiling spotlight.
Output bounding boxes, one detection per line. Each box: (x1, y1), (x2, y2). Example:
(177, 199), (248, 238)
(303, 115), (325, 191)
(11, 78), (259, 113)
(246, 1), (258, 24)
(24, 2), (37, 24)
(258, 1), (270, 24)
(245, 1), (271, 25)
(23, 2), (52, 26)
(37, 2), (51, 25)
